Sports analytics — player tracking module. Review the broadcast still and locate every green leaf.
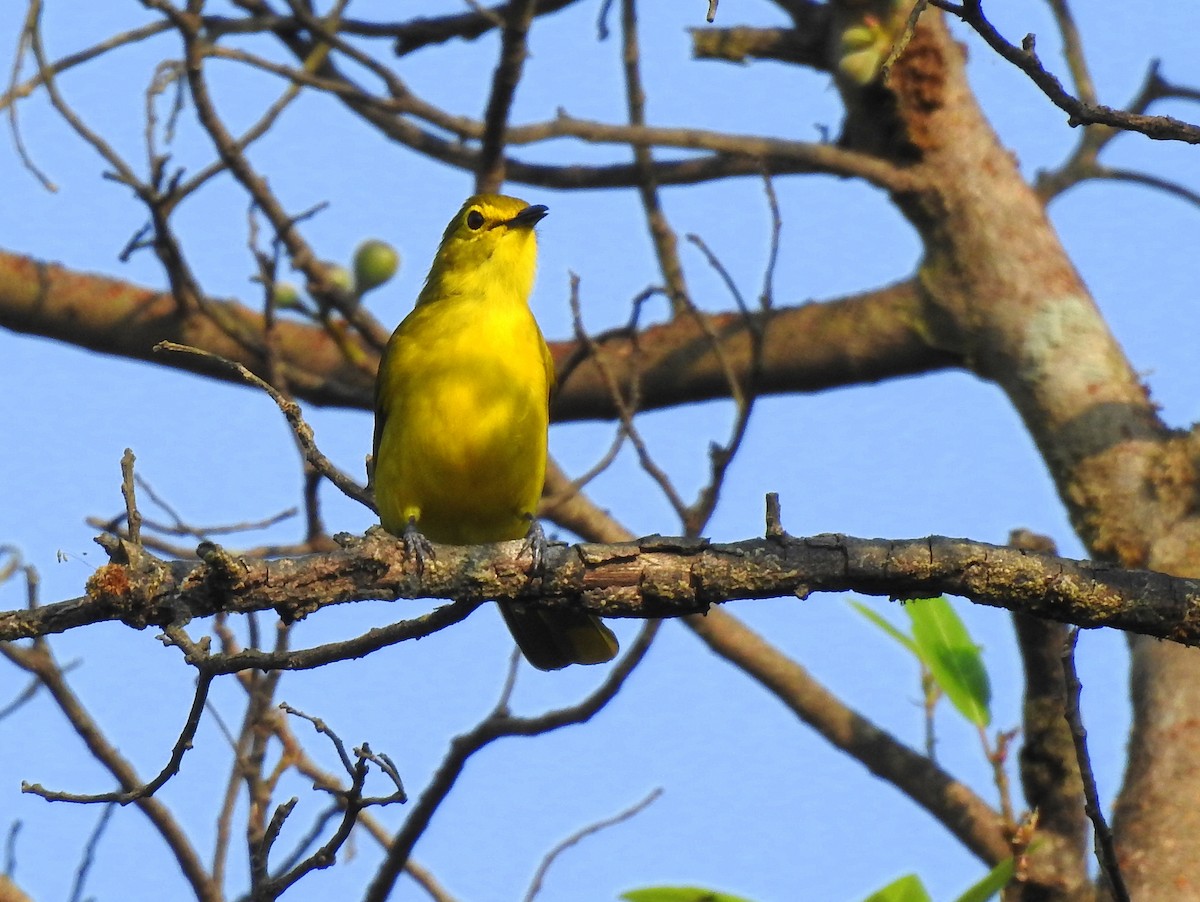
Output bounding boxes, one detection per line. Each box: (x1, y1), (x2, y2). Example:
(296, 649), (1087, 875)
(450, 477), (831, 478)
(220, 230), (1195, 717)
(849, 600), (921, 657)
(620, 888), (754, 902)
(954, 856), (1015, 902)
(859, 873), (933, 902)
(906, 597), (992, 727)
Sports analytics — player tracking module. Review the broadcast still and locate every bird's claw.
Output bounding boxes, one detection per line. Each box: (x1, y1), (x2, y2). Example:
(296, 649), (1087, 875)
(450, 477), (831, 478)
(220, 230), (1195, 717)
(403, 518), (435, 575)
(520, 516), (547, 577)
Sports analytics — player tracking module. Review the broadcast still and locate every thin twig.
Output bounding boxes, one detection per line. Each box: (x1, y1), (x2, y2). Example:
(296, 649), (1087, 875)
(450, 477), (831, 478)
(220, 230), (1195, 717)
(683, 234), (751, 380)
(6, 0), (57, 190)
(243, 623), (288, 894)
(880, 0), (929, 83)
(249, 200), (335, 554)
(25, 1), (140, 187)
(523, 787), (662, 902)
(621, 0), (690, 317)
(921, 668), (938, 761)
(932, 0), (1200, 143)
(174, 39), (318, 202)
(390, 0), (580, 55)
(678, 232), (761, 534)
(120, 449), (142, 545)
(1087, 166), (1200, 211)
(475, 0), (538, 193)
(404, 861), (459, 902)
(158, 596), (489, 676)
(758, 171), (782, 309)
(3, 821), (18, 877)
(154, 341), (374, 510)
(224, 10), (918, 194)
(1, 642), (220, 900)
(235, 667), (459, 901)
(154, 0), (390, 349)
(136, 477), (297, 537)
(0, 659), (80, 721)
(1036, 60), (1186, 200)
(1061, 628), (1130, 901)
(67, 803), (115, 902)
(85, 516), (325, 561)
(567, 276), (691, 521)
(240, 704), (406, 898)
(1, 18), (170, 115)
(980, 726), (1019, 830)
(1043, 0), (1094, 104)
(22, 670), (216, 804)
(364, 622), (658, 902)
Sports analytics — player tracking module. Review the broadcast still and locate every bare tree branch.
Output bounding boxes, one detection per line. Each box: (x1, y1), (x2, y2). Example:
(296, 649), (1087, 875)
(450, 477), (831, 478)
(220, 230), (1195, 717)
(9, 531), (1200, 650)
(150, 0), (390, 349)
(1, 19), (170, 115)
(21, 670), (215, 805)
(621, 0), (691, 317)
(155, 341), (373, 511)
(475, 0), (537, 193)
(0, 252), (948, 420)
(522, 787), (662, 902)
(66, 803), (114, 902)
(933, 0), (1200, 143)
(551, 465), (1017, 870)
(690, 25), (828, 69)
(1062, 629), (1130, 901)
(385, 0), (582, 56)
(0, 643), (219, 901)
(1037, 61), (1195, 201)
(1009, 533), (1089, 896)
(364, 624), (657, 901)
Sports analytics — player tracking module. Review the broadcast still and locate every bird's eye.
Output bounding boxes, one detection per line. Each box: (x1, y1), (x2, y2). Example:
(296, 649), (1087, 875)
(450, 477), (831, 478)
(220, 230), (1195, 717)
(466, 209), (485, 231)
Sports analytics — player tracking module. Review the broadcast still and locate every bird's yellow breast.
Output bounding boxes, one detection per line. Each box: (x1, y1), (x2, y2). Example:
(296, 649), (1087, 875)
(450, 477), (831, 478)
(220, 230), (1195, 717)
(373, 292), (551, 545)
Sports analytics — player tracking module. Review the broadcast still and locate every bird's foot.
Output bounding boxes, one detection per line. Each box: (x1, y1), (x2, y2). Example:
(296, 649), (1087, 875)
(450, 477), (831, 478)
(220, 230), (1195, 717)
(403, 518), (435, 575)
(519, 516), (547, 576)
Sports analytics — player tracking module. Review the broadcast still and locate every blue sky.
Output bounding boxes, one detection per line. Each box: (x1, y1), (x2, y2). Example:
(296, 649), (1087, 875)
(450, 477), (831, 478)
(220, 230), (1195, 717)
(2, 2), (1199, 900)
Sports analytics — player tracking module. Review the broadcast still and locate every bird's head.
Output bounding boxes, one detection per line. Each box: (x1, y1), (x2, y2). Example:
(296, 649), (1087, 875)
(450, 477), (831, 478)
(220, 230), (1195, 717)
(420, 194), (549, 306)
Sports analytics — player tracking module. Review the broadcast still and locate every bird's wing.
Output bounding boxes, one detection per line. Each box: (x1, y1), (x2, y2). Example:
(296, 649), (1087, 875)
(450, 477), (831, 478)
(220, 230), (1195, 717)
(369, 338), (394, 487)
(539, 325), (557, 401)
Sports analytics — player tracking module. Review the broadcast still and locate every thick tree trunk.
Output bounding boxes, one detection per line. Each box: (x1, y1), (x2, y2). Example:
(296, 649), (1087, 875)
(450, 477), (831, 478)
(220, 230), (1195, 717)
(860, 11), (1200, 897)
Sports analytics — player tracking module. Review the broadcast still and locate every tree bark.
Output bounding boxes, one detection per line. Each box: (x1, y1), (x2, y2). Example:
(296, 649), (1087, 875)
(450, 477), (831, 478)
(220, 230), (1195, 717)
(862, 11), (1200, 895)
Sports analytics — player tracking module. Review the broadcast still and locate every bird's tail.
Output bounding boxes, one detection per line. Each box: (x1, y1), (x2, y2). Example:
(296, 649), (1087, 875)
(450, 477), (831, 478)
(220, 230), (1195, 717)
(499, 603), (619, 671)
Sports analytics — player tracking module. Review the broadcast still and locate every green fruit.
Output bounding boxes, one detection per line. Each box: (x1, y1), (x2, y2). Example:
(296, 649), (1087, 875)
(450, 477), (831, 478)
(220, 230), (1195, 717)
(838, 17), (891, 86)
(839, 47), (885, 85)
(840, 24), (881, 53)
(328, 264), (355, 295)
(272, 281), (302, 309)
(353, 239), (400, 293)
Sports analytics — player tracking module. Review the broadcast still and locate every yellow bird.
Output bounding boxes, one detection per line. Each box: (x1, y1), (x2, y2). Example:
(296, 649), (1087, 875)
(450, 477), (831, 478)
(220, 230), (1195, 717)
(372, 194), (619, 671)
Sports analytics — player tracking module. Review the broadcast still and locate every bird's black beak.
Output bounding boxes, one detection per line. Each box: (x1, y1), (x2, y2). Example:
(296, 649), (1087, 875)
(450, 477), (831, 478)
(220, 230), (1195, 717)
(508, 204), (549, 229)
